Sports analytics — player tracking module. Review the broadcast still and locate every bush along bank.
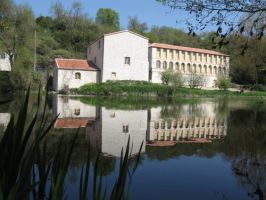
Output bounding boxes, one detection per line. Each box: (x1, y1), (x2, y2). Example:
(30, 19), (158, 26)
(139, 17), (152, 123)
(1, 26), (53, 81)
(70, 80), (259, 97)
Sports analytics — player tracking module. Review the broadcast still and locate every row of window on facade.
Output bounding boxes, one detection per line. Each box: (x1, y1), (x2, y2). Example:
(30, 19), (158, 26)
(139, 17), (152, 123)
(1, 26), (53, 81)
(153, 128), (225, 141)
(154, 119), (225, 129)
(156, 61), (227, 74)
(156, 48), (228, 65)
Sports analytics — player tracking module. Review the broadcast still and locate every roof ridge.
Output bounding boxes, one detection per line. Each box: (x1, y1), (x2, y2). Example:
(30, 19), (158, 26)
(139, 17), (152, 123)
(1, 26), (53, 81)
(150, 42), (228, 56)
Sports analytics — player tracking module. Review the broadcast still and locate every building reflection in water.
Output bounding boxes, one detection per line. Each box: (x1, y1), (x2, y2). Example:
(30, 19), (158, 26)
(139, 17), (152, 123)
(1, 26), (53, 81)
(0, 113), (11, 132)
(53, 96), (227, 156)
(147, 104), (227, 146)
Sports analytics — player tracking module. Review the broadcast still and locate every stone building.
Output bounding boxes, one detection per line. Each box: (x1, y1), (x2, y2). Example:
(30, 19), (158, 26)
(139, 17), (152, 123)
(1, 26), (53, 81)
(87, 30), (149, 82)
(53, 30), (230, 90)
(53, 59), (99, 91)
(149, 43), (230, 88)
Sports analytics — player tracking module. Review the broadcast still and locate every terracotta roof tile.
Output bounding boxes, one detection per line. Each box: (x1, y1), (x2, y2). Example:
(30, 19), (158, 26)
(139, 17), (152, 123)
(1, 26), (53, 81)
(55, 59), (99, 71)
(150, 43), (228, 56)
(54, 118), (95, 129)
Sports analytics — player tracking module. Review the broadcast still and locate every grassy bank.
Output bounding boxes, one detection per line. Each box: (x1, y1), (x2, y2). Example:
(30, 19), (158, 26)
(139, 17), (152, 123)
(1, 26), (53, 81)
(71, 80), (266, 98)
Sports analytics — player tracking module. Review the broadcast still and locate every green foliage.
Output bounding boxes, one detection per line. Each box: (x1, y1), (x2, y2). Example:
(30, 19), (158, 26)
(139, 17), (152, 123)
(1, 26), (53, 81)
(160, 69), (173, 85)
(217, 74), (230, 91)
(77, 80), (174, 96)
(187, 72), (206, 88)
(96, 8), (120, 29)
(160, 70), (184, 87)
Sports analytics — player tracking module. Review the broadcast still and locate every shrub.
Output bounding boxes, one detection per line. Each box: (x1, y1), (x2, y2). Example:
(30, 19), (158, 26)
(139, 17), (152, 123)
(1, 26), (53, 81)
(160, 70), (173, 85)
(217, 74), (230, 91)
(187, 72), (206, 88)
(250, 84), (266, 92)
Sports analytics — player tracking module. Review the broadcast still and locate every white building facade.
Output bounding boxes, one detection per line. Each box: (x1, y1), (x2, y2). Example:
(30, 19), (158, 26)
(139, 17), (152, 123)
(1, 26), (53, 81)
(87, 30), (149, 82)
(0, 53), (11, 71)
(149, 43), (230, 88)
(53, 59), (99, 91)
(53, 30), (230, 90)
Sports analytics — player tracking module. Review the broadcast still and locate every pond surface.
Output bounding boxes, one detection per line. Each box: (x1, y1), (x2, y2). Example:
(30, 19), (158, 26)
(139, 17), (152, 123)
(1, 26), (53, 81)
(1, 95), (266, 199)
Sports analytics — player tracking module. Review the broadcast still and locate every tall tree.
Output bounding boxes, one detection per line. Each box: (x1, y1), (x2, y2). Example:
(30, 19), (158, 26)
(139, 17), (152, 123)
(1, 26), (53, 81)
(127, 16), (148, 34)
(96, 8), (120, 30)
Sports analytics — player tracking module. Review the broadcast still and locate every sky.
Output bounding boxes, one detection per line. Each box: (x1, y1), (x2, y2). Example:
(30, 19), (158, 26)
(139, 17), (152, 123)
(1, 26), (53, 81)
(14, 0), (191, 31)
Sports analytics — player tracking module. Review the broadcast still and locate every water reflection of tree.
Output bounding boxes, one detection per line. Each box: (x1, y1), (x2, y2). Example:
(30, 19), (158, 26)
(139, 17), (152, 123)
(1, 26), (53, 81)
(214, 97), (230, 120)
(160, 103), (207, 120)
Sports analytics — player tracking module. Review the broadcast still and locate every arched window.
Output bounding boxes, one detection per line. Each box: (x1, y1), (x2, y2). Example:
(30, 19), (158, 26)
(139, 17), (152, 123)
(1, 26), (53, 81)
(218, 67), (222, 74)
(187, 63), (191, 72)
(209, 66), (212, 74)
(182, 63), (185, 72)
(75, 72), (81, 79)
(175, 62), (179, 71)
(163, 61), (167, 69)
(214, 66), (217, 74)
(204, 65), (207, 74)
(156, 60), (161, 68)
(193, 64), (197, 73)
(223, 67), (226, 74)
(169, 62), (173, 69)
(199, 65), (202, 73)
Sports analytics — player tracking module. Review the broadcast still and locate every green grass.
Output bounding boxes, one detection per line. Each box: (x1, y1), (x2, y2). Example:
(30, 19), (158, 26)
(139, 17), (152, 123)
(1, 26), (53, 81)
(71, 80), (266, 98)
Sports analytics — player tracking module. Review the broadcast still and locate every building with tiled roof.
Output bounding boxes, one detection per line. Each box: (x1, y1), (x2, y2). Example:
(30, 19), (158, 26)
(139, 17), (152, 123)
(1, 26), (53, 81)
(53, 58), (99, 91)
(53, 30), (230, 90)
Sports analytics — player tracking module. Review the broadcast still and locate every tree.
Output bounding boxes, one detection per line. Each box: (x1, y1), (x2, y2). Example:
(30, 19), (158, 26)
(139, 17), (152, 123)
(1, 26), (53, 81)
(160, 69), (173, 85)
(217, 74), (230, 91)
(127, 16), (148, 34)
(187, 72), (206, 88)
(157, 0), (266, 47)
(96, 8), (120, 30)
(0, 1), (35, 70)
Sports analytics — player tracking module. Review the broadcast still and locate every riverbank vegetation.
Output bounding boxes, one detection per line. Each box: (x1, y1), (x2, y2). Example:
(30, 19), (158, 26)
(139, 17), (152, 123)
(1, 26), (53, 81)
(72, 80), (266, 97)
(0, 88), (143, 199)
(0, 0), (266, 94)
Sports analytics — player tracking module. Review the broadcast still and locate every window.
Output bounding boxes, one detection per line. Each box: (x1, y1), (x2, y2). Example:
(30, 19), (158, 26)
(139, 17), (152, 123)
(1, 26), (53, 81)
(169, 62), (173, 69)
(154, 122), (159, 129)
(74, 109), (80, 116)
(0, 53), (5, 59)
(94, 57), (97, 64)
(75, 72), (81, 79)
(125, 57), (131, 65)
(175, 63), (179, 71)
(163, 61), (167, 69)
(111, 72), (116, 79)
(163, 49), (167, 59)
(110, 112), (116, 118)
(157, 48), (161, 58)
(123, 125), (129, 133)
(156, 60), (161, 68)
(98, 40), (101, 49)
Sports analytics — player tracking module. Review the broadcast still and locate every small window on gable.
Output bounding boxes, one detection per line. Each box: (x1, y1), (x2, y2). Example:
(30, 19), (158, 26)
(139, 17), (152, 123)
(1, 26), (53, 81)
(75, 72), (81, 79)
(125, 57), (131, 65)
(98, 40), (101, 49)
(74, 109), (80, 116)
(122, 125), (129, 133)
(111, 72), (116, 79)
(0, 53), (5, 59)
(94, 57), (97, 64)
(110, 112), (116, 118)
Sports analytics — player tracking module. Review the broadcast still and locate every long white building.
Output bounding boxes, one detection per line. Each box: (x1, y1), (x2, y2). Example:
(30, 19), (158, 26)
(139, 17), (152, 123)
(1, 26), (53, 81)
(53, 30), (230, 90)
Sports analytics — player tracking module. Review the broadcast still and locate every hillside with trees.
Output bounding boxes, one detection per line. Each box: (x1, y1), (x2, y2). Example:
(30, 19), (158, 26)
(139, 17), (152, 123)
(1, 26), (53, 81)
(0, 0), (266, 93)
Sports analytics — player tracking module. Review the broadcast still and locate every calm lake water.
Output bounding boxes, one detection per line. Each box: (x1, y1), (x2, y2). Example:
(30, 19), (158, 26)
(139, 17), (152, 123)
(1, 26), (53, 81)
(1, 95), (266, 199)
